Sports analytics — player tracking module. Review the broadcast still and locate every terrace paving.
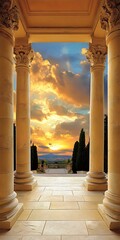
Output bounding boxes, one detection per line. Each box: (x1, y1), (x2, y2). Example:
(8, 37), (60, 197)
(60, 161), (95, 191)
(0, 171), (120, 239)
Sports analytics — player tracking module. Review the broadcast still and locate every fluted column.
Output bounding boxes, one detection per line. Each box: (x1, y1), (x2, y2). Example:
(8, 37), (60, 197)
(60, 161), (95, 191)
(85, 42), (107, 191)
(0, 1), (23, 229)
(14, 40), (36, 190)
(98, 0), (120, 230)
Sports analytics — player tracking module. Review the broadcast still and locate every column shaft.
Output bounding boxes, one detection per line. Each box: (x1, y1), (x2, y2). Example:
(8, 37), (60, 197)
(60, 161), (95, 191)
(0, 1), (23, 229)
(14, 43), (36, 191)
(98, 0), (120, 230)
(85, 43), (107, 191)
(90, 65), (104, 173)
(16, 66), (30, 173)
(0, 27), (18, 219)
(107, 33), (120, 195)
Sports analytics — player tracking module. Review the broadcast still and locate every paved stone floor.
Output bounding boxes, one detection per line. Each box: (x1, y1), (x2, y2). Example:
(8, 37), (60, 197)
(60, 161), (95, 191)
(0, 173), (120, 239)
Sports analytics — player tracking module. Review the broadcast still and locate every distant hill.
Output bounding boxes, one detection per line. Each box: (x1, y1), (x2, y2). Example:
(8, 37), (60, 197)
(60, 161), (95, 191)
(38, 153), (71, 162)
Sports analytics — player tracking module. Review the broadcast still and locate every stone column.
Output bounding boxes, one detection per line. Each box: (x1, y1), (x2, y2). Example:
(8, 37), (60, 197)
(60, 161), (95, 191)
(98, 0), (120, 230)
(0, 1), (23, 229)
(14, 39), (36, 190)
(85, 42), (107, 191)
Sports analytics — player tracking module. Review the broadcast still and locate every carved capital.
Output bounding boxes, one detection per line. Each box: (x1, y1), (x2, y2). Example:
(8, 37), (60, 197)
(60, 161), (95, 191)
(0, 0), (19, 30)
(86, 44), (107, 66)
(100, 0), (120, 33)
(14, 44), (34, 67)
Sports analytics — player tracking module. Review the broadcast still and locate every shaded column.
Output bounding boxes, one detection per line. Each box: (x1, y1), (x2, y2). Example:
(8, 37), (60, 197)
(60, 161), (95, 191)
(98, 0), (120, 230)
(14, 39), (36, 190)
(0, 1), (23, 229)
(85, 42), (107, 191)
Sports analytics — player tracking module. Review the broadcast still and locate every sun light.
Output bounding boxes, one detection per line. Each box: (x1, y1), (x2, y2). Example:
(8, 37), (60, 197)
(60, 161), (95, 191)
(48, 144), (61, 151)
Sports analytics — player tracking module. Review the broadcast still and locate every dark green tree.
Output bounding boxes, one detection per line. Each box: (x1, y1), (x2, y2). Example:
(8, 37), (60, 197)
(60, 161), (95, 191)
(84, 141), (89, 171)
(31, 143), (38, 170)
(76, 128), (85, 171)
(104, 114), (108, 173)
(13, 123), (16, 170)
(71, 141), (79, 173)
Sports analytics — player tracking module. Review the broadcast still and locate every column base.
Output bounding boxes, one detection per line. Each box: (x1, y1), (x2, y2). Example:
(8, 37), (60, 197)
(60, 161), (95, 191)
(0, 203), (23, 230)
(14, 171), (37, 191)
(85, 180), (108, 191)
(14, 179), (37, 191)
(98, 204), (120, 230)
(85, 171), (108, 191)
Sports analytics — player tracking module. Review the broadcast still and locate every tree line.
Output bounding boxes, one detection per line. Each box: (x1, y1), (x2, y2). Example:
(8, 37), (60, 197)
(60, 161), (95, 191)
(71, 114), (108, 173)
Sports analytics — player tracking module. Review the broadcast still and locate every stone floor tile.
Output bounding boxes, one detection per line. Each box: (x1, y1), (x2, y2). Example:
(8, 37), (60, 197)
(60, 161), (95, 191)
(18, 210), (32, 220)
(18, 193), (41, 202)
(23, 202), (39, 209)
(86, 221), (113, 235)
(52, 191), (73, 196)
(4, 221), (45, 236)
(62, 236), (120, 240)
(73, 191), (86, 196)
(43, 221), (88, 235)
(91, 237), (120, 240)
(39, 195), (63, 202)
(62, 237), (95, 240)
(73, 191), (105, 196)
(28, 209), (102, 221)
(78, 202), (98, 210)
(22, 236), (61, 240)
(45, 186), (84, 191)
(50, 201), (79, 209)
(32, 187), (45, 192)
(0, 236), (22, 240)
(39, 191), (53, 196)
(83, 195), (104, 202)
(23, 201), (50, 210)
(64, 195), (84, 201)
(37, 202), (50, 209)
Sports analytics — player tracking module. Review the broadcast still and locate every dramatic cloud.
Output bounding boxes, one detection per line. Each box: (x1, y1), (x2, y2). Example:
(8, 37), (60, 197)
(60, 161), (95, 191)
(54, 117), (89, 140)
(31, 101), (48, 121)
(13, 42), (108, 156)
(47, 100), (75, 117)
(30, 52), (90, 107)
(28, 50), (91, 155)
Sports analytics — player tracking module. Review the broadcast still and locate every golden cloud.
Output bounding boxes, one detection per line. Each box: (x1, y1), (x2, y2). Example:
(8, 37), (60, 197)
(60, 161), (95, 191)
(30, 52), (90, 107)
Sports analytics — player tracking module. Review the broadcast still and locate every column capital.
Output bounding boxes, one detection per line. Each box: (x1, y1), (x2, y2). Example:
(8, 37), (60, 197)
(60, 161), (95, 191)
(0, 0), (19, 30)
(14, 44), (34, 68)
(100, 0), (120, 34)
(86, 43), (107, 66)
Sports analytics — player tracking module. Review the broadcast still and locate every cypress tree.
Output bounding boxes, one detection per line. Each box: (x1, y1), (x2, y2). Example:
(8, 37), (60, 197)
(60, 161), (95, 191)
(76, 128), (85, 171)
(31, 143), (38, 170)
(13, 123), (16, 171)
(71, 141), (79, 173)
(84, 141), (89, 171)
(104, 114), (108, 173)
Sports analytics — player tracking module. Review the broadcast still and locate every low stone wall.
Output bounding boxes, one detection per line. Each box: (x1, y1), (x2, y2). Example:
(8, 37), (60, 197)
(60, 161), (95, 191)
(48, 163), (67, 168)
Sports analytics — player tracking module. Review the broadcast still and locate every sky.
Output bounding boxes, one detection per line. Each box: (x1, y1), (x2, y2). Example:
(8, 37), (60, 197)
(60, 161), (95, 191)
(14, 42), (108, 157)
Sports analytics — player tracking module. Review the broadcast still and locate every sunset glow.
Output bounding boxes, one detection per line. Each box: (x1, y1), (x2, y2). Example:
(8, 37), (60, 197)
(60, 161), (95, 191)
(14, 42), (107, 157)
(28, 42), (91, 156)
(13, 42), (107, 157)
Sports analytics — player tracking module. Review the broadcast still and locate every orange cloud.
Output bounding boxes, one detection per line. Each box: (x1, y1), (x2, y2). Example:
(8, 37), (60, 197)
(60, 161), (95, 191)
(30, 52), (90, 107)
(29, 52), (90, 155)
